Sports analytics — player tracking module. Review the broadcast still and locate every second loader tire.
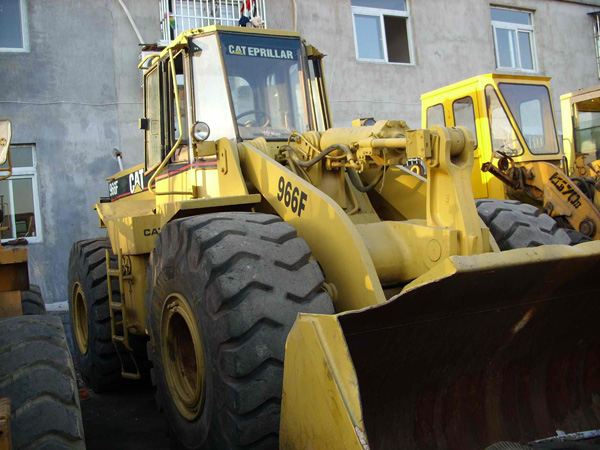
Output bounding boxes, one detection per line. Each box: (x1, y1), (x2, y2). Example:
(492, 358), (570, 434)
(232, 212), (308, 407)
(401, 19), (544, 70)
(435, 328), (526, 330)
(147, 212), (335, 449)
(476, 199), (591, 250)
(21, 284), (46, 315)
(0, 315), (86, 449)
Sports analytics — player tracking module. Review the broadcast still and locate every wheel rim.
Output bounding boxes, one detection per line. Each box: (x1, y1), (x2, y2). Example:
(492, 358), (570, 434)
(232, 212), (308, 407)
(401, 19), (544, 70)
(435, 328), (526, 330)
(72, 282), (89, 355)
(161, 293), (205, 421)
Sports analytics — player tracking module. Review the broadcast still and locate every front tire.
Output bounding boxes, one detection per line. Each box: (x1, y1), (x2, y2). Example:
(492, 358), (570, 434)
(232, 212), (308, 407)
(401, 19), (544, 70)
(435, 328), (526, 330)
(147, 212), (334, 449)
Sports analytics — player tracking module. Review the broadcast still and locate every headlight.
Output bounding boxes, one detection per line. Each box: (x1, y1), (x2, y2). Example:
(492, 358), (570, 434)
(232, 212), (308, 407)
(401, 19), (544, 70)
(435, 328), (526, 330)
(191, 121), (210, 142)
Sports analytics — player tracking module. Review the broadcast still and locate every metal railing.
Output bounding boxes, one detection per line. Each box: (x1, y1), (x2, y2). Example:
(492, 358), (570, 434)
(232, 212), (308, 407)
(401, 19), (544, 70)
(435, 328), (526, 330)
(159, 0), (267, 44)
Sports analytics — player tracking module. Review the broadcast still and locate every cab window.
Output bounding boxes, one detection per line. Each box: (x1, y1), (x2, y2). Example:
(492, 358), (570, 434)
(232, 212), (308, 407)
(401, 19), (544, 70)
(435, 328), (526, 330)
(453, 97), (478, 148)
(485, 85), (524, 156)
(167, 51), (189, 163)
(426, 104), (445, 127)
(144, 66), (163, 170)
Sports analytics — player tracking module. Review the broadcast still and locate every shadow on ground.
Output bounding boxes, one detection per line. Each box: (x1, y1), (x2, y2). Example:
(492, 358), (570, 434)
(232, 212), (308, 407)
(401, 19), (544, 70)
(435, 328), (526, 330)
(80, 382), (170, 449)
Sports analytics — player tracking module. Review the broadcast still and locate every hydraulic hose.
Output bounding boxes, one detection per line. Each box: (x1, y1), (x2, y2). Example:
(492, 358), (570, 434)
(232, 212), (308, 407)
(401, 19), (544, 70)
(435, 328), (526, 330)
(284, 144), (356, 168)
(347, 167), (385, 193)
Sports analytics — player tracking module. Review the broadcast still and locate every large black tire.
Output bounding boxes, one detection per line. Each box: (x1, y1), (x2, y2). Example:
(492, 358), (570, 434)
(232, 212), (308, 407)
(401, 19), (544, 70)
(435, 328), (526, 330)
(68, 238), (147, 392)
(0, 315), (86, 449)
(476, 199), (591, 250)
(20, 284), (46, 315)
(147, 212), (335, 449)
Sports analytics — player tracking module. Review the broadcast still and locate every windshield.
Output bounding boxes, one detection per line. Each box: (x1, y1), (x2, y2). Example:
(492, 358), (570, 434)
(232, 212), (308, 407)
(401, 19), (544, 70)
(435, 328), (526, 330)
(220, 33), (311, 140)
(498, 83), (559, 155)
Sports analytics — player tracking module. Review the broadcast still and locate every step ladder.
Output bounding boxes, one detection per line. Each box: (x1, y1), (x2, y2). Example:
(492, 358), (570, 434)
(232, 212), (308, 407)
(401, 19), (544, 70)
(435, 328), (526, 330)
(106, 249), (140, 380)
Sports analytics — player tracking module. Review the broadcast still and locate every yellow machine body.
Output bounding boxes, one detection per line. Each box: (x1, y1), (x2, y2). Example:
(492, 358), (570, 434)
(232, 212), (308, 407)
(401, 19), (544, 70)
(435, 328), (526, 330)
(422, 74), (600, 239)
(89, 29), (600, 449)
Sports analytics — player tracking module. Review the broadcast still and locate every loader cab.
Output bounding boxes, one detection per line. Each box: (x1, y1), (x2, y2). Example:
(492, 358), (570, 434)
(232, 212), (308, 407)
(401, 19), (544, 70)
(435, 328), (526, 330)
(142, 26), (332, 174)
(421, 74), (561, 199)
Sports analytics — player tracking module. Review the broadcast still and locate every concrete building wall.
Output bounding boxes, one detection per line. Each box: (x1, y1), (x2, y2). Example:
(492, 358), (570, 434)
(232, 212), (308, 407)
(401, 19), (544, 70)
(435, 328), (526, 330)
(269, 0), (600, 130)
(0, 0), (159, 303)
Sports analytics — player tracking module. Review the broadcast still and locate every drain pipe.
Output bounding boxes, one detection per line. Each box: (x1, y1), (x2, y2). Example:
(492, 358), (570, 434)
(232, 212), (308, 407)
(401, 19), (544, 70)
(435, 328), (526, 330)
(116, 0), (145, 45)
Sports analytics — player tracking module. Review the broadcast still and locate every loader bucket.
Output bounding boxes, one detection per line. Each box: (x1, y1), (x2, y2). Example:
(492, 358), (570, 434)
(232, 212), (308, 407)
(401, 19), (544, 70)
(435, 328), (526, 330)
(281, 242), (600, 450)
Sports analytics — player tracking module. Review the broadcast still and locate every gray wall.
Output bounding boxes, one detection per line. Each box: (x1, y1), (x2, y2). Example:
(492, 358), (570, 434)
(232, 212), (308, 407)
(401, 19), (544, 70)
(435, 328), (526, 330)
(269, 0), (600, 130)
(0, 0), (159, 303)
(1, 0), (599, 303)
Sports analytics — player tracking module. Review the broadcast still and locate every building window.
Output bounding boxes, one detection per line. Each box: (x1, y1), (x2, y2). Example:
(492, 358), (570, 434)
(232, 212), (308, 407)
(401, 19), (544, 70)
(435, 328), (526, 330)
(0, 145), (42, 243)
(591, 11), (600, 78)
(491, 7), (536, 71)
(0, 0), (29, 52)
(351, 0), (412, 64)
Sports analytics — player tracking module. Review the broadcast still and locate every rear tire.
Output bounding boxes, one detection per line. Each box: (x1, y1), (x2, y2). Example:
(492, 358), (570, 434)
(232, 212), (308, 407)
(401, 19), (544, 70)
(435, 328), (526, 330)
(20, 284), (46, 315)
(68, 238), (132, 392)
(147, 212), (334, 449)
(476, 199), (591, 250)
(0, 315), (86, 449)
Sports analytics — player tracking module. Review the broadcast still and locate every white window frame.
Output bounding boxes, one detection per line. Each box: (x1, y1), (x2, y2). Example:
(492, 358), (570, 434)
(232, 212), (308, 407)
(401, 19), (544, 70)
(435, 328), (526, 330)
(351, 2), (414, 65)
(0, 0), (30, 53)
(1, 145), (42, 243)
(491, 7), (537, 73)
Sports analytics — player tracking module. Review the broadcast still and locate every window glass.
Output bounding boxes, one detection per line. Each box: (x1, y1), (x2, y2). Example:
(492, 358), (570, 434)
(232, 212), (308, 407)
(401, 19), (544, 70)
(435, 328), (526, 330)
(491, 7), (531, 25)
(498, 83), (559, 154)
(307, 60), (327, 131)
(145, 67), (162, 169)
(220, 33), (311, 140)
(574, 111), (600, 155)
(168, 52), (189, 164)
(453, 97), (478, 147)
(192, 34), (237, 141)
(12, 178), (36, 238)
(495, 28), (514, 68)
(491, 7), (535, 71)
(354, 14), (384, 60)
(352, 0), (406, 11)
(352, 1), (411, 64)
(0, 145), (41, 242)
(485, 85), (524, 156)
(517, 31), (533, 70)
(0, 179), (12, 239)
(0, 146), (33, 170)
(384, 16), (410, 63)
(426, 104), (445, 127)
(0, 0), (23, 49)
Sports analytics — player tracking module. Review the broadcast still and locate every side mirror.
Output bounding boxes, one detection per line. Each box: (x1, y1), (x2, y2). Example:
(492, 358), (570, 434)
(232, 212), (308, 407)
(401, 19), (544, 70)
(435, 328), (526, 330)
(0, 119), (11, 167)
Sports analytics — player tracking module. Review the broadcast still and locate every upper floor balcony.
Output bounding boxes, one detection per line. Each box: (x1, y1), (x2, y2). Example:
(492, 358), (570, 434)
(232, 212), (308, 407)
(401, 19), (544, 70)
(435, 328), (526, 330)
(159, 0), (268, 44)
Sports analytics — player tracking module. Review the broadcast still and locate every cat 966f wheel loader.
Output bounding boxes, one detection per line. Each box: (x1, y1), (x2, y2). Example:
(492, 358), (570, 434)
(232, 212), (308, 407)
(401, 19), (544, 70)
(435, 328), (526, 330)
(70, 26), (600, 449)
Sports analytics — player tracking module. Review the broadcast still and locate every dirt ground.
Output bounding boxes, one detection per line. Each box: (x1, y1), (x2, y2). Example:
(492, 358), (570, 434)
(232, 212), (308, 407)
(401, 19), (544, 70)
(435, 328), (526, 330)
(80, 382), (171, 449)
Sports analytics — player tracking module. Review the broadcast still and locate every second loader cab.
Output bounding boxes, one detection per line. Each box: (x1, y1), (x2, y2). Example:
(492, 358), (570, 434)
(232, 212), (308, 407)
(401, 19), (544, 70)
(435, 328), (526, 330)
(422, 74), (600, 240)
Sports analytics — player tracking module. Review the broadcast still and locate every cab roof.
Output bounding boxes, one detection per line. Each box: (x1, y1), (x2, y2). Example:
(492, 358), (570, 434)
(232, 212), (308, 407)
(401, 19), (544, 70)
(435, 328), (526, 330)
(420, 73), (552, 101)
(158, 25), (302, 60)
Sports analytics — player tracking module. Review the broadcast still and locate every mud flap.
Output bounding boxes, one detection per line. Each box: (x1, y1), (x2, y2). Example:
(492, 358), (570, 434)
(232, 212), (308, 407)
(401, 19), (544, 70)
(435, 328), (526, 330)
(281, 242), (600, 450)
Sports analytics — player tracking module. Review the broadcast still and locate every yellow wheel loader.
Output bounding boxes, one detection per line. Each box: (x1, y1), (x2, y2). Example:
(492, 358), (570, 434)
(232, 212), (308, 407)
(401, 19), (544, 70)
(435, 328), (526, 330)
(0, 120), (85, 450)
(69, 27), (600, 449)
(421, 74), (600, 242)
(560, 85), (600, 209)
